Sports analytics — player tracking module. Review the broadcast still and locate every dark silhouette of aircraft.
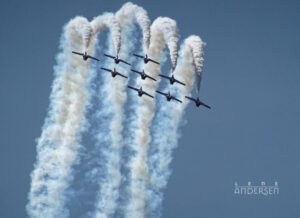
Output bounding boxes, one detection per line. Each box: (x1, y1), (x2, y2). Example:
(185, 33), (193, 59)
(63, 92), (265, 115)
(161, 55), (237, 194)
(128, 86), (154, 98)
(156, 90), (182, 103)
(159, 74), (185, 86)
(133, 54), (160, 65)
(72, 51), (100, 61)
(104, 54), (131, 66)
(185, 96), (211, 109)
(101, 67), (128, 79)
(131, 69), (156, 81)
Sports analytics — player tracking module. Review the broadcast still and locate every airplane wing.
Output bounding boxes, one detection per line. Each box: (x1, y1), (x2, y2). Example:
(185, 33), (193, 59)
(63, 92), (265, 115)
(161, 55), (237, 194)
(148, 59), (160, 65)
(146, 74), (157, 81)
(201, 101), (211, 109)
(156, 90), (167, 96)
(104, 54), (115, 59)
(131, 69), (142, 75)
(159, 74), (170, 80)
(175, 79), (186, 86)
(143, 91), (154, 98)
(72, 51), (83, 56)
(87, 56), (100, 61)
(133, 54), (144, 59)
(116, 72), (128, 79)
(128, 86), (139, 92)
(172, 96), (182, 103)
(120, 59), (131, 66)
(101, 67), (112, 72)
(185, 96), (196, 103)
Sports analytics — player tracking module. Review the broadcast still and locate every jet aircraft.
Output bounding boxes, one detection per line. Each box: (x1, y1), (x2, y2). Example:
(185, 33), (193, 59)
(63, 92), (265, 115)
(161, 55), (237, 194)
(156, 90), (182, 103)
(185, 96), (211, 109)
(159, 74), (185, 86)
(128, 86), (154, 98)
(101, 67), (128, 79)
(133, 54), (160, 65)
(131, 69), (156, 81)
(72, 51), (100, 61)
(104, 54), (131, 65)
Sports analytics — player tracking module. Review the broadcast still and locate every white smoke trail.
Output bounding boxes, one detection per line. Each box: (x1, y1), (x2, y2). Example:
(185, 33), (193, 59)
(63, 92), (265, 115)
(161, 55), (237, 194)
(91, 7), (141, 217)
(125, 17), (179, 218)
(116, 2), (151, 52)
(147, 35), (205, 217)
(91, 13), (121, 55)
(152, 17), (179, 70)
(185, 35), (205, 96)
(27, 16), (96, 218)
(92, 38), (125, 218)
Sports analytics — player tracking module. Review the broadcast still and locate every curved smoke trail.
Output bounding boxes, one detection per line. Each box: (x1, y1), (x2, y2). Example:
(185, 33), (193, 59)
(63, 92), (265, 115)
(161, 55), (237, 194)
(27, 16), (96, 218)
(125, 16), (179, 218)
(91, 4), (149, 216)
(27, 3), (207, 218)
(185, 35), (205, 96)
(148, 35), (205, 217)
(91, 13), (121, 55)
(116, 2), (151, 52)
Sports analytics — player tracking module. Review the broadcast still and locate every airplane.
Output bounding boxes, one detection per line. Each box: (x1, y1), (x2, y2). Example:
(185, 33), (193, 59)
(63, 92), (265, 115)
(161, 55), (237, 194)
(133, 54), (160, 65)
(104, 54), (131, 66)
(131, 69), (156, 81)
(128, 86), (154, 99)
(185, 96), (211, 109)
(101, 67), (128, 79)
(156, 90), (182, 103)
(159, 74), (185, 86)
(72, 51), (100, 61)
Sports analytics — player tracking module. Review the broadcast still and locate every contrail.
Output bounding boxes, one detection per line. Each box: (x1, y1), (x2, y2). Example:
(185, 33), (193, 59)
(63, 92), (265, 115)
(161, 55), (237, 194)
(125, 17), (179, 218)
(91, 6), (141, 217)
(147, 35), (205, 217)
(116, 2), (151, 52)
(27, 3), (207, 218)
(184, 35), (205, 96)
(91, 13), (121, 55)
(26, 16), (96, 218)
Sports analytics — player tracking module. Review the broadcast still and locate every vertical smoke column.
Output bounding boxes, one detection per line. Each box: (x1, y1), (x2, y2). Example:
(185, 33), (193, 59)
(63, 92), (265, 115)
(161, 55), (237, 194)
(125, 17), (179, 218)
(27, 17), (96, 218)
(148, 35), (205, 217)
(92, 3), (151, 216)
(91, 13), (125, 218)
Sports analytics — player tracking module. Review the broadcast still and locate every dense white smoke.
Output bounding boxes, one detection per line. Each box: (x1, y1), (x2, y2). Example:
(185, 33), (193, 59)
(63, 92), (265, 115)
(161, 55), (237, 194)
(26, 16), (96, 218)
(92, 9), (137, 218)
(125, 16), (179, 218)
(151, 17), (179, 70)
(147, 35), (205, 217)
(91, 13), (121, 55)
(116, 2), (151, 52)
(27, 3), (207, 218)
(184, 35), (205, 96)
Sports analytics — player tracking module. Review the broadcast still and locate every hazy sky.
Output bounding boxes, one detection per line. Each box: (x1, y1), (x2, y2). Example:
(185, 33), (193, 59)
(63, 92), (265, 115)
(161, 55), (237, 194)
(1, 0), (300, 217)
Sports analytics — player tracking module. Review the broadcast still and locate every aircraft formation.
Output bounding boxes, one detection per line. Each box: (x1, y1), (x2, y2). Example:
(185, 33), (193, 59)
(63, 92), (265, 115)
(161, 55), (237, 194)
(72, 51), (210, 109)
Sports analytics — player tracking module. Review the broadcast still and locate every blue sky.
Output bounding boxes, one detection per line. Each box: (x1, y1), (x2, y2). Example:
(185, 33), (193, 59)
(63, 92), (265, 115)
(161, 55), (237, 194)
(0, 0), (300, 217)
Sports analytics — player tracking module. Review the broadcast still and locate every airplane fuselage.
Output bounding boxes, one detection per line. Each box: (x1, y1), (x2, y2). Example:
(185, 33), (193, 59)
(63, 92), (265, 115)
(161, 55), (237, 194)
(195, 99), (201, 107)
(138, 89), (143, 96)
(170, 76), (176, 84)
(166, 93), (172, 101)
(80, 52), (88, 60)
